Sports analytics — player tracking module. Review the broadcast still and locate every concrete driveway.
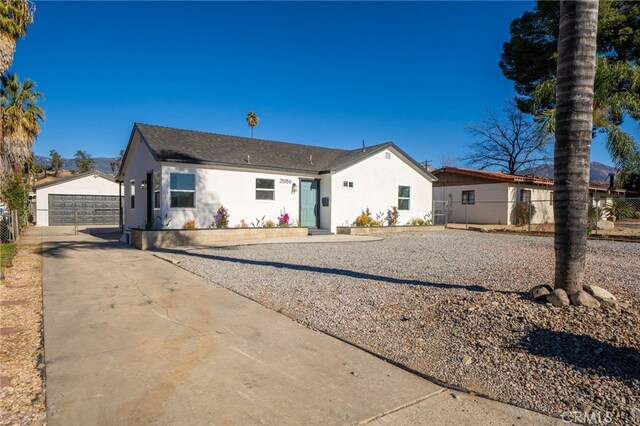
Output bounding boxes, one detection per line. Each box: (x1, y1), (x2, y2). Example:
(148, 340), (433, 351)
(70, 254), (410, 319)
(39, 228), (559, 425)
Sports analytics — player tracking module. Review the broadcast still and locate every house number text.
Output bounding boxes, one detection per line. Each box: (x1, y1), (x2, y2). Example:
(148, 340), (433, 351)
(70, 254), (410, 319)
(279, 178), (292, 184)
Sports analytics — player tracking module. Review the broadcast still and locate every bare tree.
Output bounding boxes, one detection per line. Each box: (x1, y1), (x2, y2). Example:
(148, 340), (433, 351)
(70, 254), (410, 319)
(463, 101), (550, 174)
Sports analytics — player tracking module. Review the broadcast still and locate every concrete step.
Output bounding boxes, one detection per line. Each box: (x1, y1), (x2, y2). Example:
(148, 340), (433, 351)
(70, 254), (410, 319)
(308, 228), (334, 236)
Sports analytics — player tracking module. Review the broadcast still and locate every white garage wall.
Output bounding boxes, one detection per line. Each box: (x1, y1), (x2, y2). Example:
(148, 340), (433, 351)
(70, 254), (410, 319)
(330, 149), (433, 229)
(35, 175), (121, 226)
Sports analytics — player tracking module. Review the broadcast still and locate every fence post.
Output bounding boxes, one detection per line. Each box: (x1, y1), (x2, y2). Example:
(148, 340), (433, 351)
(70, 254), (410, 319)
(12, 210), (19, 242)
(465, 203), (468, 230)
(595, 202), (599, 235)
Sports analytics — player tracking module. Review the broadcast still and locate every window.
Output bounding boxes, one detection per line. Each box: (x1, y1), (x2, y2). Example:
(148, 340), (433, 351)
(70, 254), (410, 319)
(398, 186), (411, 210)
(170, 173), (195, 208)
(385, 152), (391, 160)
(549, 191), (554, 205)
(343, 181), (354, 189)
(256, 178), (275, 200)
(154, 172), (160, 209)
(130, 180), (135, 209)
(462, 190), (475, 205)
(520, 189), (532, 203)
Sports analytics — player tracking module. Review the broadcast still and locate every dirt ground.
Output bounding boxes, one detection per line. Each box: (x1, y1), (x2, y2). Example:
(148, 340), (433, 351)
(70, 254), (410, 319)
(0, 230), (46, 425)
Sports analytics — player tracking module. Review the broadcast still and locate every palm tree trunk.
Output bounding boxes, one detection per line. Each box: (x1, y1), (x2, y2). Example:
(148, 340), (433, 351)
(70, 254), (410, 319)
(0, 32), (16, 75)
(553, 0), (599, 294)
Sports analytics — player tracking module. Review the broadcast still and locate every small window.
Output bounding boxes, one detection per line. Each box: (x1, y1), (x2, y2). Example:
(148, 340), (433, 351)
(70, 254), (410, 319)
(170, 173), (195, 208)
(549, 191), (554, 205)
(343, 181), (354, 189)
(462, 190), (475, 205)
(520, 189), (532, 203)
(154, 172), (160, 209)
(130, 180), (135, 209)
(385, 152), (391, 160)
(398, 185), (410, 210)
(256, 178), (275, 200)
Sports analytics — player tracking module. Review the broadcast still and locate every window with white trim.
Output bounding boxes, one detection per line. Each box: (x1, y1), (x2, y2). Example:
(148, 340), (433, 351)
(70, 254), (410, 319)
(398, 186), (410, 210)
(343, 181), (354, 189)
(170, 173), (195, 208)
(462, 190), (475, 205)
(256, 178), (275, 200)
(519, 189), (532, 203)
(130, 180), (135, 209)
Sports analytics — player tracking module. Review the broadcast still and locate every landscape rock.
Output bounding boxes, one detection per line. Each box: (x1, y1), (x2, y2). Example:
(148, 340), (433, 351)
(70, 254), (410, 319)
(529, 284), (553, 301)
(569, 291), (601, 308)
(584, 284), (617, 303)
(547, 289), (570, 307)
(596, 220), (615, 230)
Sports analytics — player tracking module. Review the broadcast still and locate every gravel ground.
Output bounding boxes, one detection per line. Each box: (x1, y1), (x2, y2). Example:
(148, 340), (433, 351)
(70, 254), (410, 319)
(159, 231), (640, 424)
(0, 238), (46, 426)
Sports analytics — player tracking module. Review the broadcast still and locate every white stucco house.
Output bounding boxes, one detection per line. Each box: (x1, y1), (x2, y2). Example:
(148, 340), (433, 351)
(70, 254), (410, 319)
(33, 171), (121, 226)
(432, 167), (626, 225)
(116, 123), (436, 238)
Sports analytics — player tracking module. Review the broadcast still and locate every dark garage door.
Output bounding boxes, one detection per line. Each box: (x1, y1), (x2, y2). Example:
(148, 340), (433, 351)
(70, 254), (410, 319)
(48, 194), (120, 226)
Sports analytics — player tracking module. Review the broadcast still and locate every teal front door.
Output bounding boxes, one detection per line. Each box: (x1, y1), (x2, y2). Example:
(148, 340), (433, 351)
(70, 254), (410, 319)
(299, 179), (319, 227)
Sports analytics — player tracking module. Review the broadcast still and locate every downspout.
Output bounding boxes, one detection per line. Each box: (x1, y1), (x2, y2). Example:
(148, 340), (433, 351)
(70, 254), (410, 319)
(119, 182), (123, 232)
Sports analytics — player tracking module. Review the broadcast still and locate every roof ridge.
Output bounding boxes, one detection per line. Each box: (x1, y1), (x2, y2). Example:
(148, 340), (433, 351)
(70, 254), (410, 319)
(135, 122), (354, 153)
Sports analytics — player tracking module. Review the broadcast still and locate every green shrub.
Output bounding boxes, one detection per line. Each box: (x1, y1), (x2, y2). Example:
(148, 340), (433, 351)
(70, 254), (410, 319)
(513, 202), (536, 225)
(602, 199), (635, 221)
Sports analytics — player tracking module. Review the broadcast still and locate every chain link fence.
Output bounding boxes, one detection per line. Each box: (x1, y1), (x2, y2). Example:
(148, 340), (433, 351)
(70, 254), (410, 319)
(0, 209), (19, 243)
(432, 197), (640, 236)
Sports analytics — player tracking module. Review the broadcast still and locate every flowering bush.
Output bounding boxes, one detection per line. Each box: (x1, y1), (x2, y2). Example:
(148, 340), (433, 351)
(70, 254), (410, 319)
(265, 219), (276, 228)
(278, 212), (290, 227)
(182, 220), (196, 230)
(216, 205), (229, 228)
(353, 207), (373, 227)
(385, 206), (399, 226)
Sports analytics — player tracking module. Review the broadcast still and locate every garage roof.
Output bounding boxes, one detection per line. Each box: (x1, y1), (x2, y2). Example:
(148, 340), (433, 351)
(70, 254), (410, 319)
(33, 171), (116, 190)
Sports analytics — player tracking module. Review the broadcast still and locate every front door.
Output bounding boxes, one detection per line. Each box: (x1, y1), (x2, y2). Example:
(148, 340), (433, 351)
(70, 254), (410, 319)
(299, 179), (319, 228)
(146, 172), (153, 224)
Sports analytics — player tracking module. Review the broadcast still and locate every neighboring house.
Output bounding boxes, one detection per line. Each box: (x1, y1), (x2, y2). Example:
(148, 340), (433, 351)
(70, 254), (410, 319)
(432, 167), (625, 225)
(116, 123), (436, 237)
(33, 171), (121, 226)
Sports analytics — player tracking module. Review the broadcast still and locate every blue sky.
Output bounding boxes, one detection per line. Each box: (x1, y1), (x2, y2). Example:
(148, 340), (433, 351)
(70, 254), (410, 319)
(11, 1), (638, 167)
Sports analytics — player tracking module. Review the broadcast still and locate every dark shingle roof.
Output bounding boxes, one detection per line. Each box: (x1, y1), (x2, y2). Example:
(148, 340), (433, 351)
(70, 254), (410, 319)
(123, 123), (436, 182)
(135, 123), (392, 174)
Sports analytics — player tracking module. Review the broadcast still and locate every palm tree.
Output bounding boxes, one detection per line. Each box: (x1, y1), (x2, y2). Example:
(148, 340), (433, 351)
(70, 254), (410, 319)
(1, 73), (44, 181)
(246, 111), (259, 139)
(553, 0), (599, 294)
(532, 58), (640, 173)
(0, 0), (34, 75)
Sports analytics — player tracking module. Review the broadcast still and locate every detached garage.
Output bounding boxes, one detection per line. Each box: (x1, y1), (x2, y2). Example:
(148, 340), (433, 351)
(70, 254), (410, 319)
(34, 171), (122, 226)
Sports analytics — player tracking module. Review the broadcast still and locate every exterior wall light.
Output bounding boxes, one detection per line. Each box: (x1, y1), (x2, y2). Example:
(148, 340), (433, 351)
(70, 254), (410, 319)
(292, 183), (298, 194)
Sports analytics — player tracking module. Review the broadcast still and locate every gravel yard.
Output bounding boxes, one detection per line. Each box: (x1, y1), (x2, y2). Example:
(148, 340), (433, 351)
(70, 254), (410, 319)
(159, 231), (640, 424)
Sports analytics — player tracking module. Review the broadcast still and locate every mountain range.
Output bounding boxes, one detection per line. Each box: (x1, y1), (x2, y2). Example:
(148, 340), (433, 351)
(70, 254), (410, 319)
(34, 155), (118, 174)
(523, 162), (616, 183)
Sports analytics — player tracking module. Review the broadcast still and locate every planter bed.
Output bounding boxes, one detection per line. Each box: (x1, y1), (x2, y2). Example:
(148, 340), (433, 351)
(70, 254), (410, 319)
(131, 227), (308, 250)
(336, 225), (445, 236)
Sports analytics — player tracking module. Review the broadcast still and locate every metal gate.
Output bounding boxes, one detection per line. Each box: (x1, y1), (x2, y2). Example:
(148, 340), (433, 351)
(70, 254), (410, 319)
(48, 194), (119, 226)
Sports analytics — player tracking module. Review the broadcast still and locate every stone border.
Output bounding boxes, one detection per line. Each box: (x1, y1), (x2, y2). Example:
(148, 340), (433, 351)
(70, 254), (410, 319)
(131, 227), (309, 250)
(336, 225), (446, 236)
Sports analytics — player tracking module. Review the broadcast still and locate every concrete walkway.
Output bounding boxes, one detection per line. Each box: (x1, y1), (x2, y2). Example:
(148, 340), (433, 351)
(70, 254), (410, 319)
(39, 228), (560, 425)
